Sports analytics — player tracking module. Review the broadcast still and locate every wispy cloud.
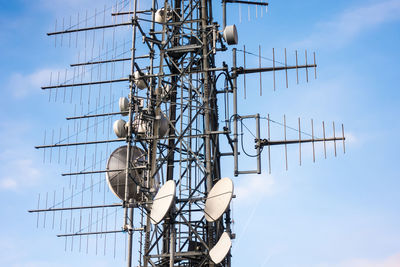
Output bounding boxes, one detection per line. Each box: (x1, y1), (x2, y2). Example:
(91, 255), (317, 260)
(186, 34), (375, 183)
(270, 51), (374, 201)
(235, 173), (276, 204)
(295, 0), (400, 48)
(0, 121), (43, 191)
(6, 69), (56, 99)
(317, 252), (400, 267)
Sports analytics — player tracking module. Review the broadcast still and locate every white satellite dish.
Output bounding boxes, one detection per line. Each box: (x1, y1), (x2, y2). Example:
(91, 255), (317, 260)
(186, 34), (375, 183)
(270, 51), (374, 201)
(223, 25), (238, 45)
(134, 71), (147, 89)
(209, 232), (232, 264)
(204, 177), (233, 222)
(106, 146), (160, 201)
(119, 97), (129, 116)
(133, 112), (169, 137)
(113, 119), (127, 138)
(155, 7), (173, 23)
(150, 180), (176, 225)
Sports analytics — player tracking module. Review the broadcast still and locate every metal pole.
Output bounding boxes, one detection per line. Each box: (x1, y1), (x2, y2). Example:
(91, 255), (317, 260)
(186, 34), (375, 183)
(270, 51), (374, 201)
(232, 48), (238, 176)
(200, 1), (215, 266)
(222, 0), (227, 29)
(126, 0), (138, 266)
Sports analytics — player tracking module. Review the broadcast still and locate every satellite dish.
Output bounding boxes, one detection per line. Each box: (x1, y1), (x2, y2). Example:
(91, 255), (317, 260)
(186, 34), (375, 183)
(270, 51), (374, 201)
(223, 25), (238, 45)
(133, 114), (147, 135)
(119, 97), (129, 116)
(134, 71), (147, 89)
(113, 119), (128, 138)
(158, 112), (169, 137)
(133, 113), (169, 137)
(155, 7), (173, 23)
(209, 232), (232, 264)
(204, 177), (234, 222)
(150, 180), (176, 225)
(106, 146), (147, 201)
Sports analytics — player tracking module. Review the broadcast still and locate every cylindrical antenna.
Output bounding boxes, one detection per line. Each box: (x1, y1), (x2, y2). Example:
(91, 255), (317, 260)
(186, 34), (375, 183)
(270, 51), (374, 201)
(314, 52), (317, 79)
(61, 17), (64, 47)
(71, 217), (75, 252)
(273, 48), (276, 91)
(52, 190), (56, 230)
(305, 50), (309, 83)
(243, 45), (246, 99)
(43, 130), (46, 163)
(60, 187), (65, 231)
(296, 50), (299, 84)
(285, 48), (288, 88)
(58, 128), (62, 164)
(333, 121), (337, 157)
(102, 6), (106, 49)
(76, 12), (79, 48)
(311, 119), (315, 163)
(36, 193), (41, 228)
(93, 8), (97, 49)
(50, 129), (54, 163)
(70, 187), (74, 232)
(48, 72), (52, 102)
(63, 69), (68, 103)
(85, 10), (88, 49)
(259, 45), (262, 96)
(55, 71), (60, 102)
(55, 19), (57, 48)
(298, 117), (301, 166)
(64, 219), (68, 251)
(69, 16), (72, 48)
(268, 114), (271, 174)
(323, 121), (327, 159)
(96, 211), (99, 255)
(43, 192), (48, 228)
(284, 115), (288, 171)
(342, 124), (346, 154)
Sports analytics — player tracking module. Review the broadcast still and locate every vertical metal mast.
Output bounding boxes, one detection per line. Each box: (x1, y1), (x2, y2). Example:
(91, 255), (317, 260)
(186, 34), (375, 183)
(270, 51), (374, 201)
(126, 0), (138, 266)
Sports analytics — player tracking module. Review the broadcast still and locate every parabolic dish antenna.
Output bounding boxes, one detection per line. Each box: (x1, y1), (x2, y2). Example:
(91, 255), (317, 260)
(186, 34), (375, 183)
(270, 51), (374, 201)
(106, 146), (146, 201)
(150, 180), (176, 225)
(209, 232), (232, 264)
(204, 177), (234, 222)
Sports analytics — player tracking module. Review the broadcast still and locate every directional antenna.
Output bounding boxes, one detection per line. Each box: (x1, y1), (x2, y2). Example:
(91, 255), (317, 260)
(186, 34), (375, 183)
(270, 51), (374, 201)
(204, 177), (234, 222)
(150, 180), (176, 225)
(209, 232), (232, 264)
(106, 145), (146, 201)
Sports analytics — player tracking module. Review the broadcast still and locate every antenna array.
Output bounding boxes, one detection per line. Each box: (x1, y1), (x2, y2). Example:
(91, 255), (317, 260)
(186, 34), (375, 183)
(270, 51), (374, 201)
(30, 0), (346, 266)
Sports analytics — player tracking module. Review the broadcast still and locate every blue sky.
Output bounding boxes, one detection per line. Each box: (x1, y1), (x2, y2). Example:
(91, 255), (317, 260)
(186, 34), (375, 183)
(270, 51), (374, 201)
(0, 0), (400, 266)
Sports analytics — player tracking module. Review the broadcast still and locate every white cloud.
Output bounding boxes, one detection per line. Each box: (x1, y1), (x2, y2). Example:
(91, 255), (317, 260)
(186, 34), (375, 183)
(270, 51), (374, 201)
(235, 173), (276, 204)
(0, 121), (43, 191)
(7, 69), (56, 99)
(0, 154), (42, 192)
(318, 252), (400, 267)
(295, 0), (400, 48)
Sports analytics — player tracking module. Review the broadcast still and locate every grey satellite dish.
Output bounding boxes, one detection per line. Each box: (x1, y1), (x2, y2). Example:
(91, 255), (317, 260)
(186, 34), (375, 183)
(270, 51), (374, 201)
(150, 180), (176, 225)
(113, 119), (128, 138)
(223, 25), (238, 45)
(204, 177), (234, 222)
(119, 97), (129, 116)
(158, 112), (169, 137)
(209, 232), (232, 264)
(106, 146), (146, 201)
